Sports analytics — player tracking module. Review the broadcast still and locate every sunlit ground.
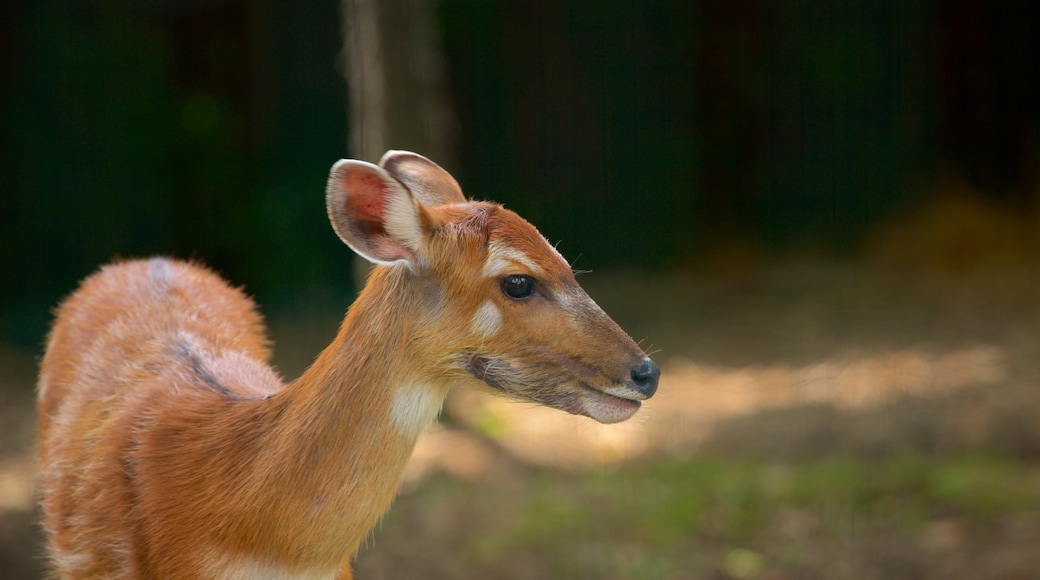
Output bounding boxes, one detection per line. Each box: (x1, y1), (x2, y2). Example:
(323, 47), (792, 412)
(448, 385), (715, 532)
(360, 258), (1040, 579)
(2, 250), (1039, 578)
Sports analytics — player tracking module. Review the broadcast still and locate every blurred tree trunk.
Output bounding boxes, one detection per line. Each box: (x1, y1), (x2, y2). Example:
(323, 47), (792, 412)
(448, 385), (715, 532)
(339, 0), (454, 283)
(340, 0), (454, 166)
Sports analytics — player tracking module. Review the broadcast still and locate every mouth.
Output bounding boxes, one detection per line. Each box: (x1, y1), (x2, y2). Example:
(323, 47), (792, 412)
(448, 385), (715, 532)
(573, 381), (642, 423)
(465, 356), (643, 424)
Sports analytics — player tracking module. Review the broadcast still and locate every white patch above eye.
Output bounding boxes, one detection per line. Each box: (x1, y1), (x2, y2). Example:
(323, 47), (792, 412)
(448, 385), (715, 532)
(470, 300), (503, 336)
(483, 240), (544, 278)
(391, 383), (449, 440)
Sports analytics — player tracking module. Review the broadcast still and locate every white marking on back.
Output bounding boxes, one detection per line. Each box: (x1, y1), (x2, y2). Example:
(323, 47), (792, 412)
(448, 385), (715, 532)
(470, 300), (503, 337)
(147, 257), (172, 292)
(390, 383), (448, 440)
(483, 240), (544, 278)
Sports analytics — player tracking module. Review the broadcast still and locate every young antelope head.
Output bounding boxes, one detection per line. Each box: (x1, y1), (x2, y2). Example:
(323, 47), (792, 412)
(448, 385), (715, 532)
(327, 150), (659, 424)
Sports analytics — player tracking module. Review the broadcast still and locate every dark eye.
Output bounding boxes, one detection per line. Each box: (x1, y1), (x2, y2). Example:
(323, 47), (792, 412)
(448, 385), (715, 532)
(501, 274), (535, 299)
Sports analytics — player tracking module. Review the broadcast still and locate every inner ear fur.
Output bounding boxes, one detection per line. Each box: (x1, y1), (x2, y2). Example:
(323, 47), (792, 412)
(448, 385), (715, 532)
(326, 159), (425, 265)
(380, 150), (466, 208)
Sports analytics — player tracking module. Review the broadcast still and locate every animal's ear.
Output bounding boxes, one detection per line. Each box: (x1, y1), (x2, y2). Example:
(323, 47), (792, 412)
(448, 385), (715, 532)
(380, 150), (466, 208)
(326, 159), (425, 265)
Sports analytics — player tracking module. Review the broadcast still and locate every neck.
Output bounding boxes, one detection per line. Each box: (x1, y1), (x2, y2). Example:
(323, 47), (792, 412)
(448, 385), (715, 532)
(230, 268), (452, 570)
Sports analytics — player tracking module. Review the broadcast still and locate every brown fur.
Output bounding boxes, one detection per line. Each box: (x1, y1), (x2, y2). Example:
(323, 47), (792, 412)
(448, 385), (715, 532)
(37, 152), (655, 579)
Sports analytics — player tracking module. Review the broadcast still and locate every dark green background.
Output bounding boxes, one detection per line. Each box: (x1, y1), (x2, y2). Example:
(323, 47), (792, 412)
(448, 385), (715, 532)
(2, 0), (1038, 347)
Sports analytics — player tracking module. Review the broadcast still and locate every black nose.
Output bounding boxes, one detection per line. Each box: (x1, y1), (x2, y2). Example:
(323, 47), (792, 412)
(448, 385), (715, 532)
(628, 358), (660, 398)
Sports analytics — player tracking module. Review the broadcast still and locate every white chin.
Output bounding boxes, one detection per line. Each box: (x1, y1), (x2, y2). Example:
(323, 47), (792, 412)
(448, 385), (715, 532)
(582, 395), (641, 424)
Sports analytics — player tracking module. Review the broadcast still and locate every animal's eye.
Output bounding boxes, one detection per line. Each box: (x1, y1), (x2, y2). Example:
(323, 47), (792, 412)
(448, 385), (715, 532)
(501, 275), (535, 300)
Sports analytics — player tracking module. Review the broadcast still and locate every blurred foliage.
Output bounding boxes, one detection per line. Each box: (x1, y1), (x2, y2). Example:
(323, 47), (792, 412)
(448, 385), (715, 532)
(868, 173), (1040, 272)
(1, 0), (351, 347)
(440, 1), (699, 268)
(357, 453), (1040, 578)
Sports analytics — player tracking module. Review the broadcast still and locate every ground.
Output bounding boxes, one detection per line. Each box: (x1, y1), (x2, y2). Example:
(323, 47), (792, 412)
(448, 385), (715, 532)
(2, 256), (1039, 579)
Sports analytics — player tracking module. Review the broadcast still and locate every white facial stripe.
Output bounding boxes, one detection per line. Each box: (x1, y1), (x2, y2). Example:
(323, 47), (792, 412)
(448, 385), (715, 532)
(390, 383), (448, 440)
(483, 240), (545, 278)
(470, 300), (503, 337)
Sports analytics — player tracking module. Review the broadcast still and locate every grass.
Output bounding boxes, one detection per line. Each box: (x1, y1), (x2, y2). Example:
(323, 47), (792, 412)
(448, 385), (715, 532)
(356, 453), (1040, 579)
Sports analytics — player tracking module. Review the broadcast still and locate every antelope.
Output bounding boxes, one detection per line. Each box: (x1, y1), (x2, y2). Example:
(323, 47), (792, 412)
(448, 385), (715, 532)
(36, 151), (659, 579)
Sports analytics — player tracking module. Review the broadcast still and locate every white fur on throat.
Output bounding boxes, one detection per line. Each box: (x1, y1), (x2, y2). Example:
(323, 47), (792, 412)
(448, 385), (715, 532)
(205, 551), (337, 580)
(390, 382), (448, 440)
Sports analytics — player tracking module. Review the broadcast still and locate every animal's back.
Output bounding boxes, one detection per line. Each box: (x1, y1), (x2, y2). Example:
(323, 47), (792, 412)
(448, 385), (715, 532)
(37, 258), (275, 578)
(38, 258), (271, 429)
